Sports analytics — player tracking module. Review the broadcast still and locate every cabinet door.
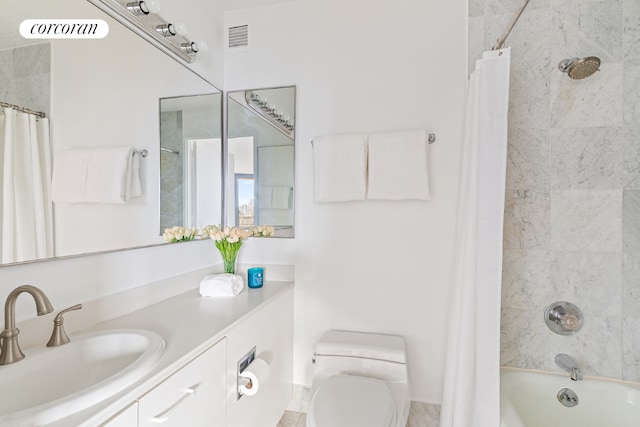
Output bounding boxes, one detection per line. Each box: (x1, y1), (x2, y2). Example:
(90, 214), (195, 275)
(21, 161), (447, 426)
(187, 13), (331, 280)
(138, 338), (226, 426)
(101, 402), (138, 427)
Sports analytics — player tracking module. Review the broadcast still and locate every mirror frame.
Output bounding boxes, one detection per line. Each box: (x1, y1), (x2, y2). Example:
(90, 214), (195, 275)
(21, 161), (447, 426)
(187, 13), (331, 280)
(0, 0), (223, 267)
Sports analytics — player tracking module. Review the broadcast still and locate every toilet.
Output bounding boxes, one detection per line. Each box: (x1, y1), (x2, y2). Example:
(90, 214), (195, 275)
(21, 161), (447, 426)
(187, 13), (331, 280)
(307, 330), (410, 427)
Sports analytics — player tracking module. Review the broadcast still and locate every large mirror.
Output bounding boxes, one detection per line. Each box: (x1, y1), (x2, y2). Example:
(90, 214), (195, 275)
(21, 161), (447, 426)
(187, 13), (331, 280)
(0, 0), (222, 265)
(227, 86), (296, 237)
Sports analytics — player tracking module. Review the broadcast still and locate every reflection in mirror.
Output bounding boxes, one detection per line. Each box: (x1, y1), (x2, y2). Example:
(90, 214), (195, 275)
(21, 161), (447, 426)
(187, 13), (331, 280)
(227, 86), (296, 238)
(0, 0), (221, 265)
(160, 94), (223, 232)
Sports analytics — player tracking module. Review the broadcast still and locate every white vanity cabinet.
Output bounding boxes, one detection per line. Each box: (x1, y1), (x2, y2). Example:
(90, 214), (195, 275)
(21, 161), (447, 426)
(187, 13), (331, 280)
(101, 403), (138, 426)
(137, 337), (227, 426)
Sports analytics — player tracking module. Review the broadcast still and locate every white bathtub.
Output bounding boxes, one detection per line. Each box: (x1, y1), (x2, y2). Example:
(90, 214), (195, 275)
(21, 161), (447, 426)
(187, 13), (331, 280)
(500, 367), (640, 427)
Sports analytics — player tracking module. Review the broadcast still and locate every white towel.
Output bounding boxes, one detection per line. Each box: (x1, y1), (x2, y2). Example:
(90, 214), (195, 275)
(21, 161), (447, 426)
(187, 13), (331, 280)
(199, 274), (244, 297)
(312, 134), (367, 202)
(52, 147), (142, 204)
(367, 130), (430, 200)
(271, 186), (291, 209)
(258, 186), (273, 209)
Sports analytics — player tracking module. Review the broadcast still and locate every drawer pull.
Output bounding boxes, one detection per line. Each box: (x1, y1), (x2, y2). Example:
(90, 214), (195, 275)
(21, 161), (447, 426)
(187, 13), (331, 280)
(150, 383), (201, 423)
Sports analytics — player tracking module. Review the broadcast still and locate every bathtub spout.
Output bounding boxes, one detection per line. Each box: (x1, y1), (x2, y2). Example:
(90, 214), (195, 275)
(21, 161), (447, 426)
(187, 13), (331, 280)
(555, 353), (583, 381)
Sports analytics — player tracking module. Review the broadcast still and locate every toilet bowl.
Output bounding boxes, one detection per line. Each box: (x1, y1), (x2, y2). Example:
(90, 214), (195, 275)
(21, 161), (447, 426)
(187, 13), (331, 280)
(307, 330), (410, 427)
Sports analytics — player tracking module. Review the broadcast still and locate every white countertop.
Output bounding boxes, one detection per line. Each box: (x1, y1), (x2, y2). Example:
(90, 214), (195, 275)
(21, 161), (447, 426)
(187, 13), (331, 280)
(44, 280), (294, 426)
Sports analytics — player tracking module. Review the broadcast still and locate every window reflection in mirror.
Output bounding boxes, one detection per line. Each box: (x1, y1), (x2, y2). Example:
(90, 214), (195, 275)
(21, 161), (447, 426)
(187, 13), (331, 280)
(227, 86), (295, 238)
(160, 94), (223, 233)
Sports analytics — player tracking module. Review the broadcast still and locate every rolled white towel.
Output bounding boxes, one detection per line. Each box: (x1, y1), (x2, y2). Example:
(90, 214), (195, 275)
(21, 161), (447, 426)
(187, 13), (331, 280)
(199, 274), (244, 297)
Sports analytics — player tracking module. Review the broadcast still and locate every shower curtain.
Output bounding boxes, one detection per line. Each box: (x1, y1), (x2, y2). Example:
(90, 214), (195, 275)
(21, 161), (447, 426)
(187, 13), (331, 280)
(0, 107), (54, 263)
(439, 48), (511, 427)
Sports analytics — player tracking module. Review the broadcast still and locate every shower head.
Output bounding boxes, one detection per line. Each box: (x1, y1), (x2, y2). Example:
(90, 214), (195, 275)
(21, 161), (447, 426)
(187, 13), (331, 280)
(558, 57), (601, 80)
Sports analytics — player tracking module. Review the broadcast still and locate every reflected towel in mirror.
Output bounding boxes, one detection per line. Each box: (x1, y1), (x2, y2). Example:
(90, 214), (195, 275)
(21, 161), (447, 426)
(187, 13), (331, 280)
(52, 147), (142, 204)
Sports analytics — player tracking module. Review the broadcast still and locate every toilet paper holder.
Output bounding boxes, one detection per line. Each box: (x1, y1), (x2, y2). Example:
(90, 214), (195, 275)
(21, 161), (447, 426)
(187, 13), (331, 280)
(237, 346), (256, 400)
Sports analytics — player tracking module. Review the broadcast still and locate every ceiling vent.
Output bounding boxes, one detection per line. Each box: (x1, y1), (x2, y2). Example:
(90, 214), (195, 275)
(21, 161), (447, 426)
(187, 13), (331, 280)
(227, 24), (249, 49)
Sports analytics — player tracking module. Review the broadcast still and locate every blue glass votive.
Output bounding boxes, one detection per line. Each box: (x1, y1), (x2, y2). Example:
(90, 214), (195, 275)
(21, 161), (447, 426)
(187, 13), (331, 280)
(247, 267), (264, 288)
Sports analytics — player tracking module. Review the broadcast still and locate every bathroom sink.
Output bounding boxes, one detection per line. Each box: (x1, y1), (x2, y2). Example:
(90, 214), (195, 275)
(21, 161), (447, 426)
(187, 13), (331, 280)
(0, 328), (165, 425)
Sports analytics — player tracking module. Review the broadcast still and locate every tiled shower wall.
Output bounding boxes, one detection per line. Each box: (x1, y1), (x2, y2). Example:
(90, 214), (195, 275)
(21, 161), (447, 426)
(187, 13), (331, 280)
(160, 111), (184, 231)
(0, 43), (50, 116)
(470, 0), (640, 381)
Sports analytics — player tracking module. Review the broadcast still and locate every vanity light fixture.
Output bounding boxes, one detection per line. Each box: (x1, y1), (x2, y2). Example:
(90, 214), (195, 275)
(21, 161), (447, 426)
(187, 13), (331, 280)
(245, 91), (295, 137)
(125, 0), (161, 16)
(87, 0), (200, 63)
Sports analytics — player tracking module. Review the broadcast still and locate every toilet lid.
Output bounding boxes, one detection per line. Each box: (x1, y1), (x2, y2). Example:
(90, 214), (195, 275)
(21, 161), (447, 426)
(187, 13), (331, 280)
(308, 375), (396, 427)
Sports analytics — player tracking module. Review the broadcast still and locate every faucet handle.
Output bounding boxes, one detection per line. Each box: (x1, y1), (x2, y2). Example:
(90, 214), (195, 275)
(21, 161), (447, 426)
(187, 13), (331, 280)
(46, 304), (82, 347)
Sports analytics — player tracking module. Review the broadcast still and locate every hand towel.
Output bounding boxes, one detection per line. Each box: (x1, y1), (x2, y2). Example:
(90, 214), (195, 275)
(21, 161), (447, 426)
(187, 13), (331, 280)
(199, 274), (244, 297)
(271, 186), (291, 209)
(52, 147), (142, 204)
(312, 133), (367, 202)
(51, 149), (92, 203)
(367, 130), (430, 200)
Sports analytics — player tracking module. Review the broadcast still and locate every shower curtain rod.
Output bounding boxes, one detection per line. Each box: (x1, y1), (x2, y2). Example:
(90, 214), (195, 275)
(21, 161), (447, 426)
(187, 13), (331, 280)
(0, 101), (46, 118)
(491, 0), (531, 51)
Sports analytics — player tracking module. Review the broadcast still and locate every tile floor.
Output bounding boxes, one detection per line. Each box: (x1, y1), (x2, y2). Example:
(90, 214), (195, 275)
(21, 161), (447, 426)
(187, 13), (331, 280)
(277, 402), (440, 427)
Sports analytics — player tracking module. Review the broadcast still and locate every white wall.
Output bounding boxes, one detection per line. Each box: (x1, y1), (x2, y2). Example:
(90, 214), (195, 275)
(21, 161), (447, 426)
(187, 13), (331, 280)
(224, 0), (467, 403)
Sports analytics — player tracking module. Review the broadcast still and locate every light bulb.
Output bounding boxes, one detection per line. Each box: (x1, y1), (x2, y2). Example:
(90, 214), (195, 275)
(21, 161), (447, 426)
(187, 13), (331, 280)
(193, 40), (208, 53)
(141, 0), (161, 14)
(170, 23), (188, 36)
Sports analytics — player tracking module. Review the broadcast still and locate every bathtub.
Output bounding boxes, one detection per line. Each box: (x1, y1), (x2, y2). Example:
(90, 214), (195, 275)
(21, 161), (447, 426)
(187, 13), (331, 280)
(500, 367), (640, 427)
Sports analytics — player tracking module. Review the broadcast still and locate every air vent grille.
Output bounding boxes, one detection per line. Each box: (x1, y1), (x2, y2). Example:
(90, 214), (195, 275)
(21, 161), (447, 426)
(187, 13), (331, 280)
(228, 24), (249, 48)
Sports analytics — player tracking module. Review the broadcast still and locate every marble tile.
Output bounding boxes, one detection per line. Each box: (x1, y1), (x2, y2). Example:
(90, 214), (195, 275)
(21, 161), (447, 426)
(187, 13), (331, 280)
(485, 0), (550, 17)
(550, 62), (623, 129)
(624, 63), (640, 126)
(623, 0), (640, 63)
(506, 127), (550, 191)
(624, 190), (640, 251)
(407, 401), (440, 427)
(501, 308), (556, 370)
(558, 314), (623, 378)
(485, 8), (550, 71)
(469, 16), (486, 73)
(503, 189), (550, 250)
(470, 0), (484, 17)
(550, 127), (623, 190)
(287, 384), (310, 413)
(550, 251), (622, 316)
(551, 0), (623, 64)
(622, 317), (640, 382)
(7, 75), (48, 115)
(502, 250), (551, 311)
(11, 43), (50, 78)
(277, 411), (303, 427)
(623, 126), (640, 189)
(508, 68), (551, 129)
(623, 252), (640, 315)
(550, 190), (622, 252)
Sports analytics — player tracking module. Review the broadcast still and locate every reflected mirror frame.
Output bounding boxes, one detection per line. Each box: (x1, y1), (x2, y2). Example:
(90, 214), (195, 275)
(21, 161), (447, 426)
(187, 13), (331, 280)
(224, 85), (296, 238)
(158, 93), (224, 235)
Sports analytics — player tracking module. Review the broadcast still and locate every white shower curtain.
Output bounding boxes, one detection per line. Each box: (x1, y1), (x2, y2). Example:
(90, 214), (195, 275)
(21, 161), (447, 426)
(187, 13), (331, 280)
(0, 107), (54, 263)
(439, 48), (511, 427)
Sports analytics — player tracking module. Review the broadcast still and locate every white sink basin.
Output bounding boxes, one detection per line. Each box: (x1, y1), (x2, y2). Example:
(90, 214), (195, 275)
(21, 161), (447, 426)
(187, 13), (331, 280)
(0, 328), (165, 425)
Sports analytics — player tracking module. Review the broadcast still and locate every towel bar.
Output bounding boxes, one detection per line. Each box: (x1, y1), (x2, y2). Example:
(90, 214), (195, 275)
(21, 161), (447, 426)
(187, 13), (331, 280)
(134, 149), (148, 158)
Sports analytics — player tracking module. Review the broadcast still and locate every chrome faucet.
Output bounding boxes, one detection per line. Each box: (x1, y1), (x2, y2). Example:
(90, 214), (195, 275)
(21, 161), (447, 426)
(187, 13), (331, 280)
(0, 285), (54, 365)
(555, 353), (583, 381)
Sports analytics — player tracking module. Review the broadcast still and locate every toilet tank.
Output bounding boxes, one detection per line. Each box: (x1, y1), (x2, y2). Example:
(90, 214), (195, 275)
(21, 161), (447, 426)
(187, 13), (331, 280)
(313, 330), (408, 383)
